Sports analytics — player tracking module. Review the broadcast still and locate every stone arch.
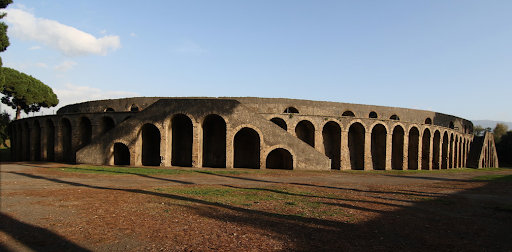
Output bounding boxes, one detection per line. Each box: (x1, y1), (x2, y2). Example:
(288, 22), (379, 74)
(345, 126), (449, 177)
(234, 127), (260, 169)
(408, 127), (420, 170)
(425, 118), (432, 124)
(449, 121), (455, 129)
(392, 125), (405, 170)
(442, 132), (449, 169)
(284, 107), (299, 113)
(266, 148), (293, 170)
(171, 114), (193, 167)
(295, 120), (315, 147)
(390, 114), (400, 120)
(369, 111), (378, 118)
(432, 130), (441, 169)
(342, 110), (355, 117)
(202, 114), (226, 168)
(99, 116), (116, 136)
(348, 122), (365, 170)
(371, 124), (387, 170)
(78, 117), (92, 149)
(421, 128), (431, 170)
(114, 142), (130, 165)
(322, 121), (341, 169)
(33, 120), (42, 161)
(130, 104), (139, 112)
(105, 107), (115, 112)
(22, 122), (30, 161)
(45, 119), (55, 162)
(140, 123), (161, 166)
(59, 118), (73, 163)
(270, 117), (287, 130)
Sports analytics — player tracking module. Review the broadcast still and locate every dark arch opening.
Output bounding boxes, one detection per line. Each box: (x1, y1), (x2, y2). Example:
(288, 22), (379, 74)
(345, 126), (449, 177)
(449, 121), (454, 129)
(372, 124), (387, 170)
(408, 127), (420, 170)
(234, 128), (260, 169)
(369, 111), (378, 118)
(171, 114), (193, 167)
(432, 131), (441, 169)
(270, 118), (287, 130)
(114, 143), (130, 165)
(283, 107), (299, 113)
(390, 114), (400, 120)
(33, 120), (41, 161)
(295, 120), (315, 147)
(22, 122), (30, 161)
(99, 116), (115, 136)
(45, 119), (55, 162)
(442, 132), (449, 169)
(59, 118), (73, 163)
(342, 111), (355, 117)
(105, 108), (115, 112)
(266, 148), (293, 170)
(348, 123), (365, 170)
(421, 129), (431, 170)
(425, 118), (432, 124)
(392, 126), (404, 170)
(141, 124), (161, 166)
(202, 114), (226, 168)
(78, 117), (92, 149)
(322, 121), (341, 169)
(130, 104), (139, 112)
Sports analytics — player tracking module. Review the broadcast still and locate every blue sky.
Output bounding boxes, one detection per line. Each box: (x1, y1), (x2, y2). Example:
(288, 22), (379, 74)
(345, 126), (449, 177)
(1, 0), (511, 122)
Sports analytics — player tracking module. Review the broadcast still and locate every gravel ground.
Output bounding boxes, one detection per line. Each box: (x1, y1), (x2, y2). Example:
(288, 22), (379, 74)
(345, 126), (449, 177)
(1, 163), (512, 252)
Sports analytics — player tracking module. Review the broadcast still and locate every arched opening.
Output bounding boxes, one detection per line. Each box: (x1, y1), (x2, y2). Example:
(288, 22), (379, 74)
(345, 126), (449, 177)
(421, 129), (431, 170)
(130, 104), (139, 112)
(390, 114), (400, 120)
(371, 124), (387, 170)
(408, 127), (420, 170)
(322, 121), (341, 169)
(114, 143), (130, 165)
(33, 120), (41, 161)
(369, 111), (378, 118)
(99, 116), (115, 136)
(22, 122), (30, 161)
(234, 128), (260, 169)
(425, 118), (432, 125)
(342, 111), (355, 117)
(283, 107), (299, 113)
(270, 117), (287, 130)
(441, 132), (449, 169)
(59, 118), (73, 163)
(141, 124), (161, 166)
(45, 119), (55, 162)
(392, 126), (404, 170)
(449, 121), (454, 129)
(295, 120), (315, 147)
(202, 114), (226, 168)
(266, 148), (293, 170)
(171, 114), (193, 167)
(105, 108), (115, 112)
(449, 134), (454, 168)
(348, 123), (365, 170)
(78, 117), (92, 149)
(432, 131), (441, 169)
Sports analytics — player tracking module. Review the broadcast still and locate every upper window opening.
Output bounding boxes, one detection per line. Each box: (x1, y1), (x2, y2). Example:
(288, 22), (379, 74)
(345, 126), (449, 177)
(105, 108), (115, 112)
(130, 104), (139, 112)
(449, 121), (454, 129)
(369, 111), (378, 118)
(284, 107), (299, 113)
(390, 114), (400, 120)
(425, 118), (432, 124)
(342, 110), (355, 117)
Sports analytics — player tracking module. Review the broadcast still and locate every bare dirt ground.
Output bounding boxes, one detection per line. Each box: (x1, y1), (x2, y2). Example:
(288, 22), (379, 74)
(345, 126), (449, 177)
(1, 162), (512, 252)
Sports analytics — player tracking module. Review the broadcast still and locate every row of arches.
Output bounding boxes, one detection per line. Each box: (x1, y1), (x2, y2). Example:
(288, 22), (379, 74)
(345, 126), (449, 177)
(271, 117), (472, 170)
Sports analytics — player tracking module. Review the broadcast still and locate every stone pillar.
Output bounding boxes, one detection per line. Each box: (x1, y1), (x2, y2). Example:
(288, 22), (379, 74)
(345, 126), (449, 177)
(428, 133), (434, 170)
(385, 132), (392, 170)
(364, 131), (372, 170)
(192, 123), (201, 168)
(340, 130), (350, 170)
(226, 127), (234, 169)
(403, 131), (409, 170)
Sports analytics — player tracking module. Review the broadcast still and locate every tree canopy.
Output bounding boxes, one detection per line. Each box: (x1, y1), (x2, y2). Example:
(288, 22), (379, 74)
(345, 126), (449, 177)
(1, 67), (59, 119)
(493, 123), (509, 144)
(0, 0), (13, 87)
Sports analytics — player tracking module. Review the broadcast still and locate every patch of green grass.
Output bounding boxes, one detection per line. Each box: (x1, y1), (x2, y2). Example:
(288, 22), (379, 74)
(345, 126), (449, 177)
(54, 166), (254, 176)
(471, 175), (512, 181)
(338, 167), (510, 174)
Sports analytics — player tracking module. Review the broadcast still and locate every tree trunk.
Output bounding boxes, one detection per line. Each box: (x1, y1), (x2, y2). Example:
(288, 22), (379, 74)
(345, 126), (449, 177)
(16, 105), (21, 120)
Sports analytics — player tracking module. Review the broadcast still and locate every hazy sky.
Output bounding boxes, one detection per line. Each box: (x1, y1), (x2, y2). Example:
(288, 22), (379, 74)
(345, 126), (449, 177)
(2, 0), (511, 122)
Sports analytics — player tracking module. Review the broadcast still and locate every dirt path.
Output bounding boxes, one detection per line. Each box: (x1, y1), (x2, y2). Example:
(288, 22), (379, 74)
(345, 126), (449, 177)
(1, 163), (512, 251)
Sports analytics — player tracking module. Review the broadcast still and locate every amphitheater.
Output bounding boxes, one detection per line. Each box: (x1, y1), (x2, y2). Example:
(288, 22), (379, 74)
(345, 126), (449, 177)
(9, 97), (498, 171)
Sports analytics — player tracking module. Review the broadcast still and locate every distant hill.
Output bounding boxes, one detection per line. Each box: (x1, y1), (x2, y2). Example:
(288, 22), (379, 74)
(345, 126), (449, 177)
(471, 120), (512, 130)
